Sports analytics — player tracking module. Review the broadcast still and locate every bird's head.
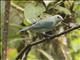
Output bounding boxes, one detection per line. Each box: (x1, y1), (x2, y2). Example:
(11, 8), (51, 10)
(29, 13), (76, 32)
(53, 15), (64, 23)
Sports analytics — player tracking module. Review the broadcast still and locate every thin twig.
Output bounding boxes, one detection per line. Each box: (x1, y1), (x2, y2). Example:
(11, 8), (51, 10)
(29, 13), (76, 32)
(30, 25), (80, 46)
(16, 45), (32, 60)
(11, 2), (24, 12)
(22, 47), (31, 60)
(16, 25), (80, 60)
(38, 49), (54, 60)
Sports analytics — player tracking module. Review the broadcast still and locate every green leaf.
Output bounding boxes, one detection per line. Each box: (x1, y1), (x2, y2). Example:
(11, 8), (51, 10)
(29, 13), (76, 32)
(55, 5), (71, 15)
(24, 1), (46, 23)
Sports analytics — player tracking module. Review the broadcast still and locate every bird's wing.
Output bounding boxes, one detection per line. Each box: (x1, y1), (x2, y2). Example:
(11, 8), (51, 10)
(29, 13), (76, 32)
(32, 19), (54, 29)
(18, 25), (34, 32)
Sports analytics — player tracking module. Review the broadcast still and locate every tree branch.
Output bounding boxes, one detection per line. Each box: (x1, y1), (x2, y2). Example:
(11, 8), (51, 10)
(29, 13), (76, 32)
(2, 1), (10, 60)
(22, 47), (31, 60)
(38, 49), (54, 60)
(11, 2), (24, 12)
(16, 25), (80, 60)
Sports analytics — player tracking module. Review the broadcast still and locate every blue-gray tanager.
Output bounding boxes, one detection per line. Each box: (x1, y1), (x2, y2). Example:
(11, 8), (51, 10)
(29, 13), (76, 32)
(19, 15), (63, 33)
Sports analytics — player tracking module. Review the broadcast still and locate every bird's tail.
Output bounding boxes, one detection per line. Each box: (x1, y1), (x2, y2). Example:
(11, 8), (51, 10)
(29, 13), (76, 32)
(18, 26), (32, 33)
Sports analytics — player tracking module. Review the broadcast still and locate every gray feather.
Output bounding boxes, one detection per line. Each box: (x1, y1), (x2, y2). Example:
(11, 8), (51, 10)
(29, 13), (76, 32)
(18, 26), (33, 32)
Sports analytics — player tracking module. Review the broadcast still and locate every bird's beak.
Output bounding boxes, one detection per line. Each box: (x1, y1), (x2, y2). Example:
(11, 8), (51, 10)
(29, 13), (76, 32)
(61, 17), (64, 23)
(61, 17), (64, 21)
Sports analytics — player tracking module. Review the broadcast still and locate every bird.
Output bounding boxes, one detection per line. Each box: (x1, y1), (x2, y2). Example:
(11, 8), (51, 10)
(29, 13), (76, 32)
(18, 15), (64, 33)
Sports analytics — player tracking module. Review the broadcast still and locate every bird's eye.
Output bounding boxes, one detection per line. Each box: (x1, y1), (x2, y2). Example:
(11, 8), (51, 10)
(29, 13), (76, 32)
(57, 16), (60, 18)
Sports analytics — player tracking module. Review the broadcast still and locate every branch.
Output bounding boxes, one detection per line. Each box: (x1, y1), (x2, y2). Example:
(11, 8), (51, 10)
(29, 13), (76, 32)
(38, 49), (54, 60)
(16, 25), (80, 60)
(16, 45), (31, 60)
(29, 25), (80, 46)
(22, 47), (31, 60)
(11, 2), (24, 12)
(2, 1), (10, 60)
